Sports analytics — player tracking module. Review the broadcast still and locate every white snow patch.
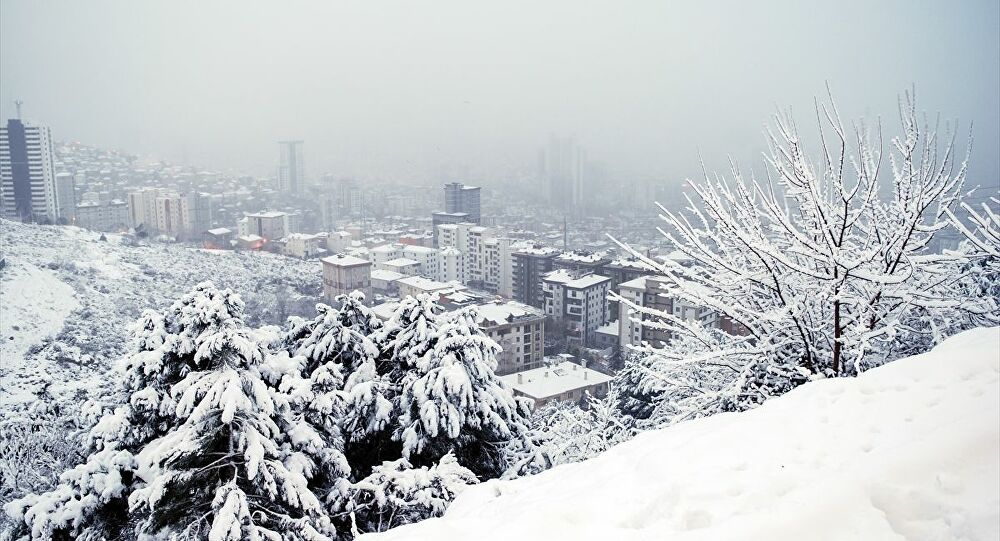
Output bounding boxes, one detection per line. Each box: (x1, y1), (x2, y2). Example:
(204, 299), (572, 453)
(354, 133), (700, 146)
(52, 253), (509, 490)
(1, 258), (79, 402)
(365, 327), (1000, 541)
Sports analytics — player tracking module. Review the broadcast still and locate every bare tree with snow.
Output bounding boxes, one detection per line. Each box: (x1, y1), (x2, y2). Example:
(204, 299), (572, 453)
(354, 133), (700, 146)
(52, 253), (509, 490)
(611, 89), (997, 425)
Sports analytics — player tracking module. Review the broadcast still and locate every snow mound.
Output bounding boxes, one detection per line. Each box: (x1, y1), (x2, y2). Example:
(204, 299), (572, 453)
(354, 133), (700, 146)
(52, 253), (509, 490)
(365, 327), (1000, 541)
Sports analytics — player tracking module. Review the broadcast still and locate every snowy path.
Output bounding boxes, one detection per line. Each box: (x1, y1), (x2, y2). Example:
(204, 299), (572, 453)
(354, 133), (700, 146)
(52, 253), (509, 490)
(0, 257), (79, 404)
(366, 327), (1000, 541)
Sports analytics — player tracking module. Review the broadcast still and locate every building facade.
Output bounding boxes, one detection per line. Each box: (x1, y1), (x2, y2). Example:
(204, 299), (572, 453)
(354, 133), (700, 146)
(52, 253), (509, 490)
(511, 245), (560, 309)
(321, 254), (372, 303)
(0, 118), (58, 222)
(542, 270), (611, 348)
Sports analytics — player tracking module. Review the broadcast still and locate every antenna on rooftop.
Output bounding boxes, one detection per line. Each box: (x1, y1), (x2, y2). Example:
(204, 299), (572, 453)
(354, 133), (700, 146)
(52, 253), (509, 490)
(14, 100), (23, 119)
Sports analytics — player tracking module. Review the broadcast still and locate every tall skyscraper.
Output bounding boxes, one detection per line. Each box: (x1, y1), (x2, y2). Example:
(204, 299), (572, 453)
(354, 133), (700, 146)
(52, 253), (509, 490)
(0, 117), (58, 222)
(541, 136), (587, 215)
(278, 140), (305, 194)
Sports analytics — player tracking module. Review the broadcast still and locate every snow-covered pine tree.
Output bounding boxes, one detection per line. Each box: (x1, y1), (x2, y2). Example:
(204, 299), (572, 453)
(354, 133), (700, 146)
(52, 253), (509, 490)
(127, 286), (335, 540)
(5, 283), (337, 541)
(5, 303), (181, 540)
(272, 294), (382, 521)
(610, 89), (988, 426)
(340, 294), (442, 478)
(396, 307), (533, 478)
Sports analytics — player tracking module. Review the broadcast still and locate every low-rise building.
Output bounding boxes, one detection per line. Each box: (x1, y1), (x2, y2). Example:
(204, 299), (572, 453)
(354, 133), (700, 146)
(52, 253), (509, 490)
(500, 361), (613, 408)
(396, 275), (465, 300)
(203, 227), (234, 249)
(379, 257), (421, 276)
(321, 253), (372, 303)
(283, 233), (324, 259)
(371, 269), (405, 297)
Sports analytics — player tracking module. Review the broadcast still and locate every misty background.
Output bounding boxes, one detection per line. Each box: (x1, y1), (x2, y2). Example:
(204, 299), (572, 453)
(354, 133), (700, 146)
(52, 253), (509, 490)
(2, 0), (998, 189)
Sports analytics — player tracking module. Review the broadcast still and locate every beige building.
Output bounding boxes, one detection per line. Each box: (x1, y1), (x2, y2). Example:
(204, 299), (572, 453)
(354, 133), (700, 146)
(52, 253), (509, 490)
(476, 301), (546, 375)
(321, 253), (372, 303)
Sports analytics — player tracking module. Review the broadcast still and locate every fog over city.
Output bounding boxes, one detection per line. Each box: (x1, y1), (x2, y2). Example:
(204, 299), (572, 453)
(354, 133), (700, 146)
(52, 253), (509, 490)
(2, 0), (998, 186)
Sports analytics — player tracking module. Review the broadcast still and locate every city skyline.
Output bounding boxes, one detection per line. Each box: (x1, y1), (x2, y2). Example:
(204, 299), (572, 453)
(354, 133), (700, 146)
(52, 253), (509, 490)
(1, 1), (997, 188)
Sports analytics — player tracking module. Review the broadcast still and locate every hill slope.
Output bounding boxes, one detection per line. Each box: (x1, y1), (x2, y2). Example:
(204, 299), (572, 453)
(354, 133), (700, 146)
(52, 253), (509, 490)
(0, 220), (322, 408)
(366, 327), (1000, 541)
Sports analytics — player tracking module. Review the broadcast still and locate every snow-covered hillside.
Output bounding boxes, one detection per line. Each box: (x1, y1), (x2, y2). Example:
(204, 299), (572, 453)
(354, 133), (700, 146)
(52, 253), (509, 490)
(365, 327), (1000, 541)
(0, 220), (322, 408)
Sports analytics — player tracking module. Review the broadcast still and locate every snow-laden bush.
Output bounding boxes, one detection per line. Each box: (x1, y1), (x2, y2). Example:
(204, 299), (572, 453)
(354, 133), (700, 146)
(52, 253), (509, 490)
(335, 453), (477, 535)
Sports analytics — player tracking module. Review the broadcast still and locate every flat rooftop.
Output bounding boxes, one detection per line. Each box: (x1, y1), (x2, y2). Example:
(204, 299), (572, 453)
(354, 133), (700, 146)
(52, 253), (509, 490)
(321, 253), (371, 267)
(500, 361), (613, 399)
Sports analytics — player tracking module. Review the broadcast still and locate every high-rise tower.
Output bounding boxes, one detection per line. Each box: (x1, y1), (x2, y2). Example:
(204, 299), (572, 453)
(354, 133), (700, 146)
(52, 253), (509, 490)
(0, 114), (58, 222)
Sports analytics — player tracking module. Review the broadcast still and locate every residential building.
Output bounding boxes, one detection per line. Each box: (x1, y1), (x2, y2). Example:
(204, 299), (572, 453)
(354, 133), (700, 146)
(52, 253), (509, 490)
(443, 182), (481, 223)
(396, 275), (464, 299)
(283, 233), (324, 259)
(431, 212), (470, 246)
(321, 253), (372, 303)
(371, 269), (404, 297)
(475, 301), (546, 375)
(54, 172), (76, 222)
(278, 140), (305, 194)
(241, 211), (291, 242)
(203, 228), (234, 249)
(511, 245), (560, 308)
(500, 361), (612, 408)
(126, 188), (163, 230)
(542, 270), (611, 348)
(483, 237), (514, 296)
(438, 246), (461, 282)
(0, 118), (58, 222)
(74, 200), (129, 231)
(378, 257), (421, 276)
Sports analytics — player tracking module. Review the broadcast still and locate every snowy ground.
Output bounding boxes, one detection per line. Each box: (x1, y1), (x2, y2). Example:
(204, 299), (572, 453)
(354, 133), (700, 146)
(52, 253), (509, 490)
(0, 258), (79, 403)
(0, 220), (323, 410)
(366, 327), (1000, 541)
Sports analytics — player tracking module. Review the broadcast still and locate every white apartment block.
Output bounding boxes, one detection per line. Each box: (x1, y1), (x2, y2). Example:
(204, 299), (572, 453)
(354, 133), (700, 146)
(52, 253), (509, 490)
(75, 200), (129, 231)
(543, 270), (611, 348)
(0, 119), (58, 222)
(127, 188), (163, 229)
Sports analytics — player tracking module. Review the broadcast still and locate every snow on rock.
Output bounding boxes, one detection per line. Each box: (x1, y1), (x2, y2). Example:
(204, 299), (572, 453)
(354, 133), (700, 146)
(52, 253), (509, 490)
(365, 327), (1000, 541)
(1, 257), (79, 403)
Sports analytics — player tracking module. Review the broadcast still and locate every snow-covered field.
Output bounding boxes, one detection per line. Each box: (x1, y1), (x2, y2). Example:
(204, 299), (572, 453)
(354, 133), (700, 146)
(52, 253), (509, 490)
(0, 220), (323, 409)
(366, 327), (1000, 541)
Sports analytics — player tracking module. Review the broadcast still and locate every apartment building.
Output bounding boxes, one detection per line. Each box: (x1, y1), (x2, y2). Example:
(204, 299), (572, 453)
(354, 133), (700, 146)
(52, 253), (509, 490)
(321, 253), (372, 303)
(476, 301), (546, 375)
(0, 118), (58, 222)
(512, 245), (560, 309)
(543, 270), (611, 348)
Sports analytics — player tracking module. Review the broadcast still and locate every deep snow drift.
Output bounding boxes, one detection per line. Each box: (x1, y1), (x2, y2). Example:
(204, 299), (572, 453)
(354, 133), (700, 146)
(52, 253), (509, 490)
(366, 327), (1000, 541)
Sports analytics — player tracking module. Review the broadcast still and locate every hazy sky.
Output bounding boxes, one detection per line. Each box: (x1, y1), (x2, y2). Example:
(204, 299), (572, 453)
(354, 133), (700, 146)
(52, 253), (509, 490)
(2, 0), (998, 186)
